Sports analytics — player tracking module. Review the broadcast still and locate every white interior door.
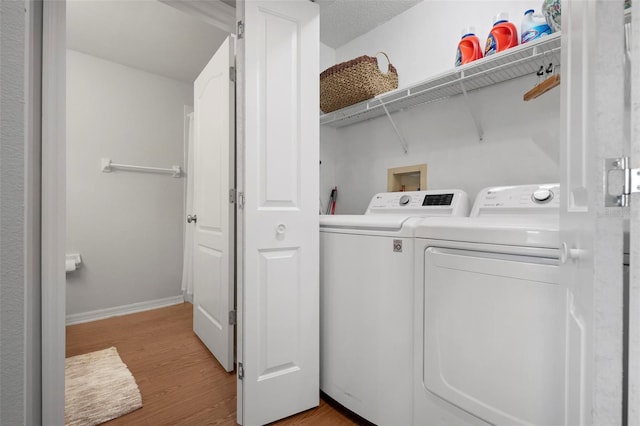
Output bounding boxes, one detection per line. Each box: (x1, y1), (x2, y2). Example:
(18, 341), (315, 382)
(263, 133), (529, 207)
(560, 1), (626, 424)
(192, 36), (235, 372)
(236, 1), (320, 424)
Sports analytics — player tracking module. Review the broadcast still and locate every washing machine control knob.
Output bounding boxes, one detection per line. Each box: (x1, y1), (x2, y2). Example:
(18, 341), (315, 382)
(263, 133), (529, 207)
(399, 195), (411, 205)
(532, 189), (553, 203)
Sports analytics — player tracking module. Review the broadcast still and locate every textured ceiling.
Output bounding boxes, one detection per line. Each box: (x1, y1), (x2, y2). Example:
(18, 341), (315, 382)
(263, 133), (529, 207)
(317, 0), (422, 48)
(66, 0), (420, 83)
(67, 0), (229, 83)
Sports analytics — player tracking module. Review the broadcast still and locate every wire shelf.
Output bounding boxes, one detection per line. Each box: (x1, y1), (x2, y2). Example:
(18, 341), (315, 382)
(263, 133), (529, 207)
(320, 32), (562, 128)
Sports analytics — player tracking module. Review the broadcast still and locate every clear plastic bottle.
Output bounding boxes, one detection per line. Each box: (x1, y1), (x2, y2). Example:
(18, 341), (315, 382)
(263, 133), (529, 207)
(521, 9), (553, 43)
(455, 27), (483, 67)
(484, 12), (518, 56)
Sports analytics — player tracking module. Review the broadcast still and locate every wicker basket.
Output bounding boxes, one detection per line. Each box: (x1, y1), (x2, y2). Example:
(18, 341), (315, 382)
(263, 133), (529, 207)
(320, 52), (398, 113)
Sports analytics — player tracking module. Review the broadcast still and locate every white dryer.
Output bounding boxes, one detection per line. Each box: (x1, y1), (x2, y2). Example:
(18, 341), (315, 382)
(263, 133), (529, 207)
(320, 190), (470, 426)
(413, 184), (565, 426)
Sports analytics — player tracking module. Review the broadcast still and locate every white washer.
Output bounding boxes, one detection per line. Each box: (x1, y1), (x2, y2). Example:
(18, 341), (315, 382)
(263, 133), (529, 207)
(320, 190), (470, 425)
(413, 184), (565, 426)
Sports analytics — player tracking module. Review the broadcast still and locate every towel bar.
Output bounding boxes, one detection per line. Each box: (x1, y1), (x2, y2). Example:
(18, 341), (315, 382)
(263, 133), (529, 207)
(101, 158), (182, 178)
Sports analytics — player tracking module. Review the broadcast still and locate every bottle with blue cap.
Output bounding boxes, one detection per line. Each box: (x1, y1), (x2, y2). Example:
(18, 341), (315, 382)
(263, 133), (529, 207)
(521, 9), (553, 44)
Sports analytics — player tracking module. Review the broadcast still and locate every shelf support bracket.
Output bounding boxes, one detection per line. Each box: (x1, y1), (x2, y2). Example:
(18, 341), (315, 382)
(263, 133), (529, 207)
(379, 101), (408, 153)
(459, 78), (484, 142)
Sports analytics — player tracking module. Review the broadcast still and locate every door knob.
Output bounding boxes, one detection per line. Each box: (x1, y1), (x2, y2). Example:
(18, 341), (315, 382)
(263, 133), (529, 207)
(187, 214), (197, 224)
(559, 242), (584, 264)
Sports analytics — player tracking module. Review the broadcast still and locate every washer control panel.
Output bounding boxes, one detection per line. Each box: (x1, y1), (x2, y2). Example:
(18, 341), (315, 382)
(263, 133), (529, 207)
(365, 190), (470, 217)
(471, 184), (560, 216)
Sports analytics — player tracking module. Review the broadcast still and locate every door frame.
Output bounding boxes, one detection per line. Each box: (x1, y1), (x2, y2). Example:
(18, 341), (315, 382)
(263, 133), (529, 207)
(559, 1), (628, 423)
(629, 5), (640, 425)
(41, 2), (66, 422)
(40, 2), (235, 423)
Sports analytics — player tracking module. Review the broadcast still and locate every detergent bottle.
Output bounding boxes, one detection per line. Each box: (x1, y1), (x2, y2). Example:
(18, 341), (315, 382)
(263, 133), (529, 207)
(455, 27), (483, 66)
(521, 9), (553, 43)
(484, 12), (518, 56)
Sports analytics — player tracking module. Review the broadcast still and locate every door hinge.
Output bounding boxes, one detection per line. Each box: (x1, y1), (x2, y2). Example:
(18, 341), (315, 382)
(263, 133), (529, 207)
(228, 310), (236, 325)
(238, 362), (244, 380)
(229, 66), (236, 82)
(230, 189), (244, 209)
(237, 21), (244, 39)
(605, 157), (640, 207)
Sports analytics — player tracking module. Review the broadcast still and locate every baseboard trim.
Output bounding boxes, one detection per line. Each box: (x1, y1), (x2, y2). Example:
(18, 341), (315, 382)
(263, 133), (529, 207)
(66, 295), (185, 325)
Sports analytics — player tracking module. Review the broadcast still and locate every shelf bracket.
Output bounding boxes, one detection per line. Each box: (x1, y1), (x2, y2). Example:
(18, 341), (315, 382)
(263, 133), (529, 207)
(458, 78), (484, 142)
(379, 101), (409, 153)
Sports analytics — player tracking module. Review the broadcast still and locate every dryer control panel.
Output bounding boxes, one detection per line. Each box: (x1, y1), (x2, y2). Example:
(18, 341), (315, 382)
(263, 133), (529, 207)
(365, 190), (470, 217)
(471, 184), (560, 216)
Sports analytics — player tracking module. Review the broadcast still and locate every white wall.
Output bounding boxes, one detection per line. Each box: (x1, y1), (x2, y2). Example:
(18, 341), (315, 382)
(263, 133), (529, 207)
(335, 0), (545, 89)
(333, 76), (560, 213)
(0, 1), (27, 423)
(320, 42), (339, 213)
(322, 1), (560, 214)
(66, 49), (191, 315)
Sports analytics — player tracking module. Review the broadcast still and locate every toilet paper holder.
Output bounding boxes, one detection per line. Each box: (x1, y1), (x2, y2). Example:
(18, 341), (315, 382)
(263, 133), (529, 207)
(66, 253), (82, 273)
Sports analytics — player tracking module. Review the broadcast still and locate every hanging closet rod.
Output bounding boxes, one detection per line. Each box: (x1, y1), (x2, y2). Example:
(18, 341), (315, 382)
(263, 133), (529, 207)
(101, 158), (182, 178)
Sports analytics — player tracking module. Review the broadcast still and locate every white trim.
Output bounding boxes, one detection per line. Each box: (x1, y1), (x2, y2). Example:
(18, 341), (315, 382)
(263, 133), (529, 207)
(235, 1), (245, 423)
(66, 296), (185, 325)
(25, 1), (43, 423)
(181, 105), (194, 297)
(628, 3), (640, 425)
(41, 2), (66, 424)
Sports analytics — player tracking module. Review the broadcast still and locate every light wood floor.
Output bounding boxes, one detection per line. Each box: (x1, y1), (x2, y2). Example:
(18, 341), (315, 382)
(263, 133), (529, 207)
(66, 303), (361, 425)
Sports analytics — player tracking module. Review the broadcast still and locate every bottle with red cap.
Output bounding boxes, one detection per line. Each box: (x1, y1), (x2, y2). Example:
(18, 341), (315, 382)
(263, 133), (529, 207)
(455, 27), (483, 67)
(484, 12), (519, 56)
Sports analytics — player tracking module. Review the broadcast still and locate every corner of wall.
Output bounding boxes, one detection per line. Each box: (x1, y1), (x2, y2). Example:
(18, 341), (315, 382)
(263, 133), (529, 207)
(320, 42), (336, 71)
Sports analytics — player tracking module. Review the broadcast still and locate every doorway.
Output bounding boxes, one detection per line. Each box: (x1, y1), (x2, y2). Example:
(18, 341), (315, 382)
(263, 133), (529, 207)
(64, 0), (233, 417)
(64, 0), (227, 323)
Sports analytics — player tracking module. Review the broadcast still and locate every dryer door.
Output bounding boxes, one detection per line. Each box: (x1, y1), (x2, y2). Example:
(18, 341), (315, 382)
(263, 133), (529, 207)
(422, 246), (566, 426)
